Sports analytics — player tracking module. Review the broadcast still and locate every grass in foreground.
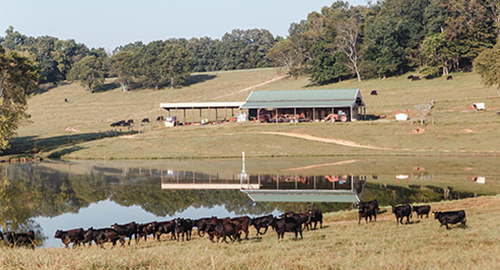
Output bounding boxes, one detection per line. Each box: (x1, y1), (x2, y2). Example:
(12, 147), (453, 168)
(1, 196), (500, 269)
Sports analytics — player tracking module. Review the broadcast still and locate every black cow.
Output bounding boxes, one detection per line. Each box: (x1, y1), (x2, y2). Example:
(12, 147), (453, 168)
(272, 217), (303, 240)
(447, 75), (453, 80)
(193, 217), (216, 237)
(412, 76), (421, 81)
(281, 212), (310, 231)
(392, 204), (412, 225)
(413, 205), (431, 219)
(4, 231), (35, 249)
(207, 219), (241, 243)
(138, 222), (159, 242)
(434, 210), (466, 229)
(126, 119), (134, 125)
(309, 209), (323, 229)
(370, 90), (378, 95)
(54, 228), (85, 248)
(407, 75), (414, 80)
(64, 98), (68, 102)
(252, 214), (275, 236)
(230, 216), (252, 240)
(141, 118), (150, 124)
(175, 218), (193, 241)
(111, 222), (138, 245)
(357, 200), (379, 224)
(156, 116), (164, 122)
(156, 220), (176, 241)
(84, 227), (125, 248)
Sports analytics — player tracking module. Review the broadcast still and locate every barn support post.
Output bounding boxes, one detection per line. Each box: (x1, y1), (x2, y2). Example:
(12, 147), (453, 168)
(199, 108), (202, 117)
(224, 107), (227, 121)
(208, 107), (211, 122)
(192, 107), (195, 123)
(313, 108), (316, 122)
(276, 108), (278, 123)
(215, 108), (218, 123)
(331, 108), (334, 123)
(231, 108), (234, 117)
(350, 106), (353, 121)
(294, 108), (297, 124)
(258, 108), (261, 125)
(183, 109), (186, 124)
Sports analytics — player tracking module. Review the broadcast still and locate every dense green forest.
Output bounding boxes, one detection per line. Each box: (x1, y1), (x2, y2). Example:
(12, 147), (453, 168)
(1, 0), (499, 90)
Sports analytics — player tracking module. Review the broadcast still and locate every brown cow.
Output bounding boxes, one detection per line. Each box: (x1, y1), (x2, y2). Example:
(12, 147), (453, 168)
(54, 228), (85, 248)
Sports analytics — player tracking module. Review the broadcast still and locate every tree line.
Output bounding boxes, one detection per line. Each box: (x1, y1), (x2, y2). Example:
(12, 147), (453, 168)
(0, 27), (277, 93)
(268, 0), (500, 85)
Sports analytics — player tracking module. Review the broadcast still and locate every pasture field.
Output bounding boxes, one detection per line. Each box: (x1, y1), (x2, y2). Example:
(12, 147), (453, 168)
(1, 195), (499, 270)
(7, 68), (500, 159)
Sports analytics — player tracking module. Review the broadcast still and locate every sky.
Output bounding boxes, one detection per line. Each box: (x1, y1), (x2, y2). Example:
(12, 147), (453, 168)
(0, 0), (368, 51)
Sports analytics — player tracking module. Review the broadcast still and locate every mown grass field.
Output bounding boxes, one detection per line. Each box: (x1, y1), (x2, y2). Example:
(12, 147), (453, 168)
(1, 196), (499, 270)
(8, 68), (500, 159)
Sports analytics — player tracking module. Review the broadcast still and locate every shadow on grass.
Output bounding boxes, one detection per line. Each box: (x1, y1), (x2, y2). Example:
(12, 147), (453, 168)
(3, 130), (135, 157)
(48, 145), (86, 158)
(183, 74), (217, 87)
(93, 82), (121, 93)
(34, 81), (70, 95)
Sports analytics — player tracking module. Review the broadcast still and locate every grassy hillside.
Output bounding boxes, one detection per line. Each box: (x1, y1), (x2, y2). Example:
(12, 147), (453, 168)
(1, 196), (499, 270)
(8, 68), (500, 159)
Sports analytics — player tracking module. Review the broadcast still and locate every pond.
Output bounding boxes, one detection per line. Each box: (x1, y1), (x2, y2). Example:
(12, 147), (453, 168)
(0, 156), (499, 247)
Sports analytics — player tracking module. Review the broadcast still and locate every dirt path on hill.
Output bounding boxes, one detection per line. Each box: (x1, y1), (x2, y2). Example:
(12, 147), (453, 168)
(259, 131), (395, 150)
(212, 75), (289, 100)
(282, 159), (360, 172)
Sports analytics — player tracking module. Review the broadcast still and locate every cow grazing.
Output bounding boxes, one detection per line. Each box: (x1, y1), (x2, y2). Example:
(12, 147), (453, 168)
(272, 217), (303, 240)
(64, 98), (68, 102)
(84, 227), (102, 246)
(309, 209), (323, 229)
(141, 118), (150, 124)
(156, 220), (176, 241)
(412, 76), (421, 81)
(392, 204), (412, 225)
(252, 214), (275, 236)
(434, 210), (466, 229)
(138, 222), (159, 242)
(370, 90), (378, 96)
(175, 218), (193, 241)
(111, 222), (138, 245)
(4, 231), (36, 249)
(447, 75), (453, 80)
(357, 200), (380, 224)
(54, 228), (85, 248)
(156, 116), (164, 122)
(407, 75), (414, 80)
(126, 119), (134, 126)
(413, 205), (431, 219)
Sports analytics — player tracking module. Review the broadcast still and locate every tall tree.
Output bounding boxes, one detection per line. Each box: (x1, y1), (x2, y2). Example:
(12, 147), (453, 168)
(0, 46), (39, 150)
(159, 43), (193, 88)
(67, 55), (106, 93)
(138, 41), (164, 90)
(474, 41), (500, 88)
(110, 51), (136, 92)
(336, 18), (362, 81)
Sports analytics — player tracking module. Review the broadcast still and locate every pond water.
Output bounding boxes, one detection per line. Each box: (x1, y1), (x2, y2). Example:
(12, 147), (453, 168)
(0, 156), (499, 247)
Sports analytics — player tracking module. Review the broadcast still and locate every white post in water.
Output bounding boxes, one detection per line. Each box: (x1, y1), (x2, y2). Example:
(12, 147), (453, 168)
(240, 151), (248, 189)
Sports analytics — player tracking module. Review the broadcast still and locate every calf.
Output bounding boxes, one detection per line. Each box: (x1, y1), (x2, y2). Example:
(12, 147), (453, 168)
(54, 228), (85, 248)
(413, 205), (431, 219)
(392, 204), (412, 225)
(175, 218), (193, 241)
(138, 221), (159, 242)
(84, 228), (125, 248)
(434, 210), (466, 229)
(84, 227), (103, 246)
(272, 217), (303, 240)
(111, 222), (138, 245)
(4, 231), (35, 249)
(141, 118), (150, 124)
(447, 75), (453, 80)
(252, 214), (275, 236)
(156, 220), (176, 241)
(370, 90), (378, 95)
(309, 209), (323, 229)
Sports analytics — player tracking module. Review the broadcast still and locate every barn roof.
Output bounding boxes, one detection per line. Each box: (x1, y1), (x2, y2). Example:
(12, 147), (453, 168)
(239, 89), (362, 109)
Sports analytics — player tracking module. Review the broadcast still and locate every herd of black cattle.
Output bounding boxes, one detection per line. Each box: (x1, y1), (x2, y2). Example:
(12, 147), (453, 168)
(0, 201), (467, 249)
(110, 116), (164, 128)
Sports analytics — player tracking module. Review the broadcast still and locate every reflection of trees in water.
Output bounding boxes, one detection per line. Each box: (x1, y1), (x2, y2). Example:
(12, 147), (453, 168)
(0, 164), (480, 236)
